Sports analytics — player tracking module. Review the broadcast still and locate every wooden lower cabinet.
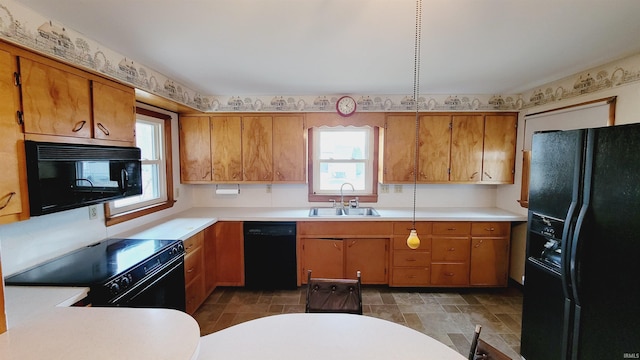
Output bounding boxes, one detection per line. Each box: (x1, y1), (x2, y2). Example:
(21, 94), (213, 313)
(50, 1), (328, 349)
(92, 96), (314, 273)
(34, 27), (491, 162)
(469, 222), (511, 286)
(431, 222), (471, 286)
(389, 222), (432, 287)
(214, 221), (244, 286)
(299, 221), (391, 285)
(184, 231), (206, 314)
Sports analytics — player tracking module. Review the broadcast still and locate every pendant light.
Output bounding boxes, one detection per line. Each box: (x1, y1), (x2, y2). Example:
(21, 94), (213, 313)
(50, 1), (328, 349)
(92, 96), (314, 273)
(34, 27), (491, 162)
(406, 0), (422, 250)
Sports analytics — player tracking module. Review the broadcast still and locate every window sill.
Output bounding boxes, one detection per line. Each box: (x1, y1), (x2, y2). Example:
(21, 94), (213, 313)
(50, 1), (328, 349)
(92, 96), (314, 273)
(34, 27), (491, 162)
(105, 200), (176, 227)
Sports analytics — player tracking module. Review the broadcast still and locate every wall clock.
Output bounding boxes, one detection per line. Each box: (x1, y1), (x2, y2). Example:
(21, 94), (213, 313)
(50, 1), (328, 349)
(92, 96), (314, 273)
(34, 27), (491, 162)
(336, 96), (357, 117)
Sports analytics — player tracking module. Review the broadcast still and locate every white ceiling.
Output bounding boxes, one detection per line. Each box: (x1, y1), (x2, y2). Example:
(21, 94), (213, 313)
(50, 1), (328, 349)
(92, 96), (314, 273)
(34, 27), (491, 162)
(14, 0), (640, 97)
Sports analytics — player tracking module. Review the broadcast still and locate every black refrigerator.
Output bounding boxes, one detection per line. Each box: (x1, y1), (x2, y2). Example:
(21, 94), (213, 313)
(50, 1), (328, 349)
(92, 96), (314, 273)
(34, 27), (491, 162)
(520, 123), (640, 360)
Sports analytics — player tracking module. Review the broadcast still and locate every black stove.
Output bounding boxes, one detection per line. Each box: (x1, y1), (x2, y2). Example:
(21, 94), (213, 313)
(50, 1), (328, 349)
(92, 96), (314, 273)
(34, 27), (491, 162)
(6, 238), (186, 310)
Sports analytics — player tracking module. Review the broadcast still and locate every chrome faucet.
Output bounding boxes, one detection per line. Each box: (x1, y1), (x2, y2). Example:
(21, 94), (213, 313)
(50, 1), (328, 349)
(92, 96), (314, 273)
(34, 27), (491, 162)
(340, 182), (355, 207)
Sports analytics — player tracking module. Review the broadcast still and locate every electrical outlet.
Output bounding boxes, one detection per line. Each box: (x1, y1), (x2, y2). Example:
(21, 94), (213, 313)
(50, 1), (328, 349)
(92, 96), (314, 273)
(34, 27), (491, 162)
(175, 187), (180, 198)
(266, 184), (272, 193)
(394, 185), (403, 193)
(88, 205), (98, 220)
(380, 184), (389, 193)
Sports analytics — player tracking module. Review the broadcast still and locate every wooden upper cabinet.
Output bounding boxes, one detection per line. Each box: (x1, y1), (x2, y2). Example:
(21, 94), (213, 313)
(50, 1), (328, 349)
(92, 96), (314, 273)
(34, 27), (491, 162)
(0, 47), (28, 225)
(482, 114), (517, 183)
(242, 116), (273, 182)
(20, 56), (92, 139)
(381, 114), (416, 183)
(211, 116), (242, 182)
(92, 79), (135, 143)
(19, 55), (135, 145)
(450, 115), (484, 182)
(272, 115), (306, 183)
(179, 116), (212, 182)
(419, 115), (451, 182)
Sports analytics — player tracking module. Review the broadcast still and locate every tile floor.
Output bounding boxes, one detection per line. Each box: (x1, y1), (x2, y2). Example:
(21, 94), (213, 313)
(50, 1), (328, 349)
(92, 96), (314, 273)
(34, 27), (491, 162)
(193, 285), (523, 359)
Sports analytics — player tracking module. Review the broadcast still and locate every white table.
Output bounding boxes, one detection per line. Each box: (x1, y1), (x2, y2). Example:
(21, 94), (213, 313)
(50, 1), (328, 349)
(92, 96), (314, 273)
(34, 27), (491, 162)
(197, 313), (466, 360)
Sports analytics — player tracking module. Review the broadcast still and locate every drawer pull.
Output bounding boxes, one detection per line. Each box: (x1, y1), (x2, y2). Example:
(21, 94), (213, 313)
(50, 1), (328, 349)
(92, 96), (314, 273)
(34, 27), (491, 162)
(484, 227), (495, 232)
(405, 258), (417, 262)
(447, 248), (456, 251)
(447, 228), (456, 231)
(408, 275), (417, 279)
(445, 272), (455, 276)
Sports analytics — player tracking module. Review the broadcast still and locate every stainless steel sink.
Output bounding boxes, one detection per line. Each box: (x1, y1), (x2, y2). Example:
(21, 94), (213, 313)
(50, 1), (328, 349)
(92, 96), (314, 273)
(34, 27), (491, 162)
(342, 207), (380, 216)
(308, 207), (380, 217)
(308, 207), (343, 216)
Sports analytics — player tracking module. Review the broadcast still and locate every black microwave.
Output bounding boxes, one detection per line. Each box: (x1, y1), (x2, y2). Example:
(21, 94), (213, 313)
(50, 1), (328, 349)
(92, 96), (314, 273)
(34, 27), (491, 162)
(25, 141), (143, 216)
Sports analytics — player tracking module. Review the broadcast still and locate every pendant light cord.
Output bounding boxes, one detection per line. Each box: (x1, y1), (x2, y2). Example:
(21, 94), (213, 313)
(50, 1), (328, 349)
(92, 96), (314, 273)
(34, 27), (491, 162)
(412, 0), (422, 229)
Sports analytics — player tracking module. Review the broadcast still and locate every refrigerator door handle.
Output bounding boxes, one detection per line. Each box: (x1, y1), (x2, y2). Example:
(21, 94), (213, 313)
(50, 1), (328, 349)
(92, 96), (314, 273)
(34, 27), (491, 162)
(570, 130), (594, 307)
(560, 201), (577, 299)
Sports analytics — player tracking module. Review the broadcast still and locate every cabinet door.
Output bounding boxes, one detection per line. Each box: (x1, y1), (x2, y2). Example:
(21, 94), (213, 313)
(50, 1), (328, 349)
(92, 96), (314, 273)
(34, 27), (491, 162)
(214, 221), (244, 286)
(345, 238), (388, 284)
(303, 238), (344, 281)
(381, 115), (415, 183)
(470, 237), (509, 286)
(92, 80), (135, 144)
(0, 49), (27, 225)
(211, 116), (242, 182)
(179, 116), (212, 182)
(482, 115), (516, 183)
(20, 57), (92, 138)
(419, 115), (451, 182)
(450, 115), (484, 182)
(242, 116), (273, 182)
(273, 115), (305, 183)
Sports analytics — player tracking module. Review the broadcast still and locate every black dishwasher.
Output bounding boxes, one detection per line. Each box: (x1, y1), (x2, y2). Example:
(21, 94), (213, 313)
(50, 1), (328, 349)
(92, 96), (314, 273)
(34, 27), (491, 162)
(243, 222), (297, 290)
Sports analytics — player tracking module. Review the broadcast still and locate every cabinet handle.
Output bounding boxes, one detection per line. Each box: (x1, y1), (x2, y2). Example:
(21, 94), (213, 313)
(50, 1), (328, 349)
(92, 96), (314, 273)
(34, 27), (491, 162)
(187, 268), (194, 273)
(447, 228), (456, 231)
(445, 272), (455, 276)
(408, 275), (417, 279)
(332, 242), (340, 251)
(72, 120), (87, 132)
(202, 171), (210, 180)
(484, 227), (495, 232)
(474, 239), (483, 248)
(97, 122), (110, 136)
(0, 192), (16, 210)
(348, 240), (357, 247)
(405, 258), (417, 262)
(470, 171), (478, 179)
(483, 171), (492, 179)
(447, 247), (456, 251)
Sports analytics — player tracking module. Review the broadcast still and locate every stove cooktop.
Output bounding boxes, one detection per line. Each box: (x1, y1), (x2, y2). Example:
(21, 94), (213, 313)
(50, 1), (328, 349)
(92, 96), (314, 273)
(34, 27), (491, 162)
(5, 238), (180, 286)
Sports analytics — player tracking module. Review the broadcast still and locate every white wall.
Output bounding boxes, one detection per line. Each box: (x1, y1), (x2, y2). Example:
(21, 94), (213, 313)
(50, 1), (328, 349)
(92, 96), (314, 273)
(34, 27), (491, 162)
(189, 183), (497, 209)
(0, 104), (194, 276)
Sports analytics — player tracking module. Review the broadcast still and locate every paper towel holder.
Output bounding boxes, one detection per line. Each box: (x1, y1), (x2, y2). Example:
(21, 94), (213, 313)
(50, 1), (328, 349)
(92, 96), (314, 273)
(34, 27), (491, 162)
(215, 184), (240, 195)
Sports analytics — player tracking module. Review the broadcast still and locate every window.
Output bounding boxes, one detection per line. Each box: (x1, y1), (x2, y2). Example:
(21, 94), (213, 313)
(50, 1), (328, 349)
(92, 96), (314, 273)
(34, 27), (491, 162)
(309, 126), (378, 203)
(105, 107), (175, 225)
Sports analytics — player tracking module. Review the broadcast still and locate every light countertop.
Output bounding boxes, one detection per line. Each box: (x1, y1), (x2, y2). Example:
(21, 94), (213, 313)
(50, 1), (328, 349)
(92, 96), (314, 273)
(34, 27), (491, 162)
(1, 286), (201, 360)
(176, 206), (527, 222)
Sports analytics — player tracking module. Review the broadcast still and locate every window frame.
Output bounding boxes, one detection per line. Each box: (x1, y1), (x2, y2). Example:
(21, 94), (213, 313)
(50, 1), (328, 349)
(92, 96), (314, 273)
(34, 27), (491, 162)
(105, 107), (175, 226)
(308, 126), (379, 203)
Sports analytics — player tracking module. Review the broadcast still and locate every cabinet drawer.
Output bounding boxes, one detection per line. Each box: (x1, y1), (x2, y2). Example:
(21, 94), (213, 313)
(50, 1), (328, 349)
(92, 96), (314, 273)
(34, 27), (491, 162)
(393, 251), (430, 267)
(393, 222), (432, 235)
(392, 235), (431, 250)
(392, 268), (430, 286)
(185, 274), (205, 314)
(432, 222), (470, 235)
(432, 238), (470, 261)
(431, 263), (469, 285)
(184, 246), (204, 285)
(183, 231), (204, 254)
(471, 222), (510, 236)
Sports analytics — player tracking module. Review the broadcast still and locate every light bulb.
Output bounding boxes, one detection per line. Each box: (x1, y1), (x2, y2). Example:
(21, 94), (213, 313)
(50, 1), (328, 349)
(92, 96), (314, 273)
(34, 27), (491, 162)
(406, 229), (420, 249)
